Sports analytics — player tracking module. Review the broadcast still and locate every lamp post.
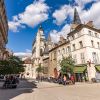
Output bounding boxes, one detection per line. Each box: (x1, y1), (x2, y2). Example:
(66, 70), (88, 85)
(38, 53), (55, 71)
(87, 60), (91, 81)
(87, 59), (96, 82)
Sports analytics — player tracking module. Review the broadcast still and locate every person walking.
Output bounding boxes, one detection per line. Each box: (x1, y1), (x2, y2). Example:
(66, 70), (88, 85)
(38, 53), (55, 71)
(70, 75), (75, 84)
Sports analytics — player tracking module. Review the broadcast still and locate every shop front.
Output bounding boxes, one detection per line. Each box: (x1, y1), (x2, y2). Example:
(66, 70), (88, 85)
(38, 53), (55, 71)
(74, 66), (87, 82)
(95, 65), (100, 82)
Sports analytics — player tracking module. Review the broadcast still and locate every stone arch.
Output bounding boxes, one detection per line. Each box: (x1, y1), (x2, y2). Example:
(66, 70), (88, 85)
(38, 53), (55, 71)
(54, 68), (58, 78)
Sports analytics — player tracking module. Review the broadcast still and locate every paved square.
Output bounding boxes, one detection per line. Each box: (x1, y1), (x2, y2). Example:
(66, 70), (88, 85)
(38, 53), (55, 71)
(0, 80), (100, 100)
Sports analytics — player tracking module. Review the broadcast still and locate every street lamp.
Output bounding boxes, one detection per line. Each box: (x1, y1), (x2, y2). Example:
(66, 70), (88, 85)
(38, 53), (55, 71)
(87, 59), (92, 81)
(87, 59), (91, 67)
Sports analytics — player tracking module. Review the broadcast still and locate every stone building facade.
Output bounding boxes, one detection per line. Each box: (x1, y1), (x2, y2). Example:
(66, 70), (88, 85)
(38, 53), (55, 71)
(49, 45), (57, 77)
(0, 0), (8, 60)
(48, 8), (100, 81)
(32, 26), (52, 78)
(23, 57), (34, 79)
(43, 57), (49, 77)
(32, 8), (100, 81)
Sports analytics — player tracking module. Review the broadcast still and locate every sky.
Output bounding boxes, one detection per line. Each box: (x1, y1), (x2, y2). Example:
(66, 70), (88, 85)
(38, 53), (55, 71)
(4, 0), (100, 57)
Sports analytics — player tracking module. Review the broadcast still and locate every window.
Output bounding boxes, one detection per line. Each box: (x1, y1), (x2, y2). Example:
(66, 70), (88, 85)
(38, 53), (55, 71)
(40, 48), (43, 56)
(91, 40), (94, 47)
(73, 44), (76, 51)
(53, 51), (56, 60)
(92, 52), (97, 63)
(73, 54), (77, 64)
(72, 35), (75, 40)
(68, 46), (71, 52)
(58, 50), (60, 55)
(89, 30), (92, 35)
(62, 48), (65, 54)
(97, 42), (100, 48)
(96, 53), (99, 64)
(79, 41), (83, 48)
(80, 53), (85, 64)
(66, 48), (68, 53)
(28, 67), (30, 70)
(50, 53), (52, 61)
(95, 33), (98, 37)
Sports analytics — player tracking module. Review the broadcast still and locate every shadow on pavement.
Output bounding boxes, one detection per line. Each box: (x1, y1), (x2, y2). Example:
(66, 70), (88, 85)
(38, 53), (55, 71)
(0, 79), (37, 100)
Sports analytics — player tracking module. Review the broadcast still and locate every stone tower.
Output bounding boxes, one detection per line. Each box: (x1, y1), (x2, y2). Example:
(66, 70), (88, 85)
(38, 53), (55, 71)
(32, 25), (46, 78)
(35, 25), (45, 58)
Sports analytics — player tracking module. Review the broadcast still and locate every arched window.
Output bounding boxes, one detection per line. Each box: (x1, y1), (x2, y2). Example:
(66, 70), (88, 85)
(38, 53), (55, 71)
(40, 48), (43, 56)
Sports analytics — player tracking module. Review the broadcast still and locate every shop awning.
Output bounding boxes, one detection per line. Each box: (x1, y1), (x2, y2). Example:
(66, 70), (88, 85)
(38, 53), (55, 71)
(74, 66), (87, 73)
(95, 65), (100, 72)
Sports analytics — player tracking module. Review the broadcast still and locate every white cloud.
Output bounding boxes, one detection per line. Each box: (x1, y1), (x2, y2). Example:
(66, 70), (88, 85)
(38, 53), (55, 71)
(49, 30), (60, 43)
(26, 49), (32, 53)
(80, 1), (100, 28)
(53, 5), (73, 25)
(75, 0), (98, 8)
(14, 49), (32, 58)
(8, 21), (22, 32)
(50, 24), (70, 43)
(9, 0), (49, 32)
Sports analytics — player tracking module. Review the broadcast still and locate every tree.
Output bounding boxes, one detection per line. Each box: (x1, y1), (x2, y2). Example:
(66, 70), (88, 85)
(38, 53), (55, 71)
(8, 56), (25, 74)
(0, 56), (25, 75)
(60, 56), (75, 75)
(36, 64), (43, 74)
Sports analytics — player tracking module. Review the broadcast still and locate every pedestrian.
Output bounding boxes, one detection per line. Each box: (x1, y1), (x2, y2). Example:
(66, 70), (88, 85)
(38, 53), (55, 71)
(70, 75), (75, 84)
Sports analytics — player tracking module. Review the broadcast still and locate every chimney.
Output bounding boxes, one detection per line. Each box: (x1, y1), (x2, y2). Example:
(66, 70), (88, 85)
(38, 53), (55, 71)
(86, 21), (94, 27)
(59, 35), (64, 42)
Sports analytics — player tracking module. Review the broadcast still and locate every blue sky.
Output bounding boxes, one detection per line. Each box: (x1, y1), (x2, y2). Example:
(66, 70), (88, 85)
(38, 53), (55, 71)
(4, 0), (100, 56)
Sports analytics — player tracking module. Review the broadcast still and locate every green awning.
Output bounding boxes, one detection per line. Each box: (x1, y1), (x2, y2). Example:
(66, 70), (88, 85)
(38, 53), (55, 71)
(95, 65), (100, 71)
(74, 66), (87, 73)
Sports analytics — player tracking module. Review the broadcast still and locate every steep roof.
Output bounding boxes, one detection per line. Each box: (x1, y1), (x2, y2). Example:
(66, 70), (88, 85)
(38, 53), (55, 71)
(68, 24), (100, 36)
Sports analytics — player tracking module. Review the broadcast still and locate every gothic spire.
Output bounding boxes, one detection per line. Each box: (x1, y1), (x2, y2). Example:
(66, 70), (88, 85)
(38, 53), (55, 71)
(73, 8), (82, 25)
(39, 25), (43, 31)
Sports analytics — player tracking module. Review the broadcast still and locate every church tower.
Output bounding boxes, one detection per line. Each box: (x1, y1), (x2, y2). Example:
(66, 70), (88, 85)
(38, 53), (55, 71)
(32, 25), (46, 78)
(35, 25), (45, 58)
(71, 8), (82, 31)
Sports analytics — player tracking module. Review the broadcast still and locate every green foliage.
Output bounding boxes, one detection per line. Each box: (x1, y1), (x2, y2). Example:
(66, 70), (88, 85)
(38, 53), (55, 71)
(0, 56), (25, 75)
(60, 56), (75, 75)
(36, 64), (43, 73)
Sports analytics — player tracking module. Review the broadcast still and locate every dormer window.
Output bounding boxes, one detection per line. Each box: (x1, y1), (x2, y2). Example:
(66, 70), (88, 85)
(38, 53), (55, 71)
(72, 35), (75, 40)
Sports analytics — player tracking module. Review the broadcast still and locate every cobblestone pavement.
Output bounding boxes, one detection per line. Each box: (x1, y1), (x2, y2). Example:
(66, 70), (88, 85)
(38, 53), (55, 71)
(0, 80), (100, 100)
